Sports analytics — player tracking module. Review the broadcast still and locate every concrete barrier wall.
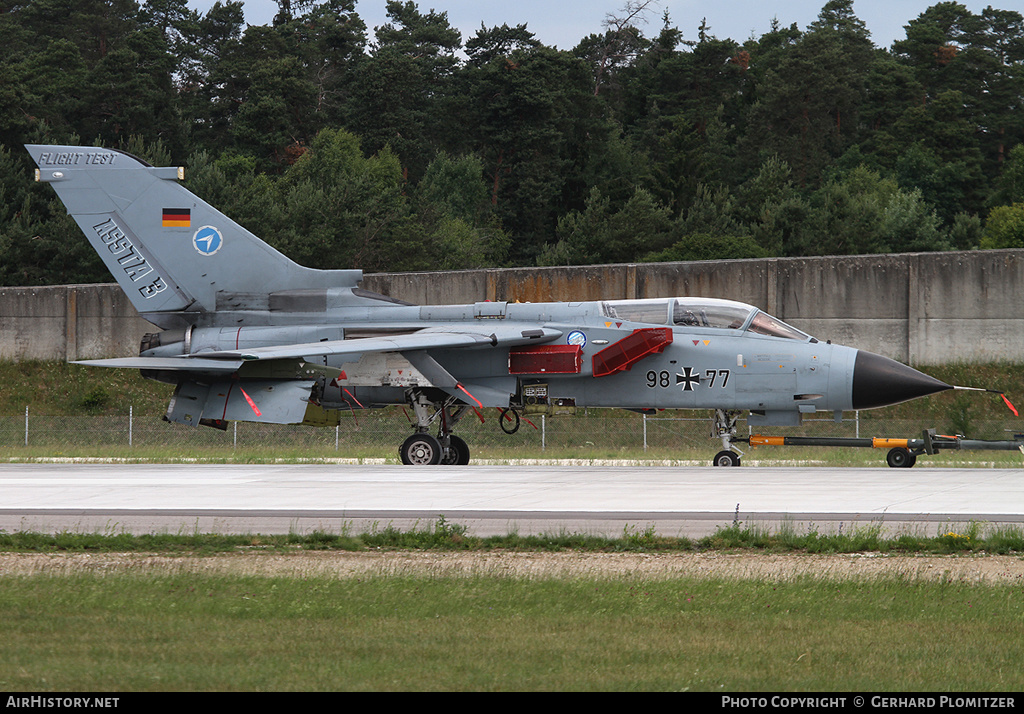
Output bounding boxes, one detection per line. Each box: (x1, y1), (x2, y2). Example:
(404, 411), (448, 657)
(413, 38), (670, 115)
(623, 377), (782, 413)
(4, 249), (1024, 365)
(0, 284), (152, 361)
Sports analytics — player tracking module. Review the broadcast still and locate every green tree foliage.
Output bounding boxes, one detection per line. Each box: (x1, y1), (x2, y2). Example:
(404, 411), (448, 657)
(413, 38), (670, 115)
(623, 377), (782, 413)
(415, 153), (510, 269)
(539, 187), (675, 266)
(644, 233), (769, 263)
(2, 0), (1024, 286)
(183, 0), (367, 167)
(890, 91), (987, 220)
(256, 128), (418, 272)
(346, 0), (460, 179)
(458, 35), (606, 264)
(994, 144), (1024, 205)
(0, 0), (183, 150)
(741, 0), (876, 187)
(981, 204), (1024, 249)
(893, 3), (1024, 193)
(798, 167), (946, 255)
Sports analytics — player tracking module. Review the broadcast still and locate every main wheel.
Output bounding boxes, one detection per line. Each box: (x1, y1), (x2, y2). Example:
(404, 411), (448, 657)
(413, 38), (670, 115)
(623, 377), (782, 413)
(440, 435), (471, 466)
(400, 433), (442, 465)
(886, 447), (917, 468)
(713, 450), (741, 467)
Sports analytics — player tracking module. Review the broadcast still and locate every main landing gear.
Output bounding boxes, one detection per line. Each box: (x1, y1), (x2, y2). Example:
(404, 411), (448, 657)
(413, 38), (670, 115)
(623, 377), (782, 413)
(712, 409), (744, 467)
(399, 390), (472, 465)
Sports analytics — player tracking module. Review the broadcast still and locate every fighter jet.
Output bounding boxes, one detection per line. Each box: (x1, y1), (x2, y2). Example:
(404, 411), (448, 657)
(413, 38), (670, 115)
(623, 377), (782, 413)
(26, 144), (957, 466)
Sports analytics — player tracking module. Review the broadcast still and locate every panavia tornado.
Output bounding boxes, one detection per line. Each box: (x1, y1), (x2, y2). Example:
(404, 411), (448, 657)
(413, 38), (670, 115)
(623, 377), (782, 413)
(27, 144), (966, 466)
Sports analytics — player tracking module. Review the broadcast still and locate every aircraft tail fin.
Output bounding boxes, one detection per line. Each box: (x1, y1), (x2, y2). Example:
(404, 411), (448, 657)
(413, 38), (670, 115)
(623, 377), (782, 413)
(26, 145), (362, 324)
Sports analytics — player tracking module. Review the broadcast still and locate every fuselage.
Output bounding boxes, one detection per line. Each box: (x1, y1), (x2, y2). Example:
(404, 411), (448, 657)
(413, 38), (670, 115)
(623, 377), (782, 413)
(142, 292), (890, 423)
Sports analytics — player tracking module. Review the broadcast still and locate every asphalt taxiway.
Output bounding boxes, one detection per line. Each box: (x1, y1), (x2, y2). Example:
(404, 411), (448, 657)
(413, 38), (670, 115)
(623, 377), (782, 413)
(1, 462), (1023, 537)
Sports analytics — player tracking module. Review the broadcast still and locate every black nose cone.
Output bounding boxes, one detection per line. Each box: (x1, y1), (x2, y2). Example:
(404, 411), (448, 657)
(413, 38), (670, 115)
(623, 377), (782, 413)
(852, 351), (951, 410)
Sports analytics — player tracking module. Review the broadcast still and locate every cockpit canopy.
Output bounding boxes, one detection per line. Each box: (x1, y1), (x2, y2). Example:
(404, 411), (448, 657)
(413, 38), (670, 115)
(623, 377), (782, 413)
(601, 297), (812, 342)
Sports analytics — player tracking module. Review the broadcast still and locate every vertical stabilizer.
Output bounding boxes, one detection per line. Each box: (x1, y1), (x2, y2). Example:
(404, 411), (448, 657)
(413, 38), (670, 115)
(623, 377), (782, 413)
(26, 145), (362, 320)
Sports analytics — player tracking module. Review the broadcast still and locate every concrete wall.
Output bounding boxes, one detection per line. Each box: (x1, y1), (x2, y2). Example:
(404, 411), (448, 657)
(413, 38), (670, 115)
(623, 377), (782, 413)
(0, 284), (153, 361)
(4, 249), (1024, 365)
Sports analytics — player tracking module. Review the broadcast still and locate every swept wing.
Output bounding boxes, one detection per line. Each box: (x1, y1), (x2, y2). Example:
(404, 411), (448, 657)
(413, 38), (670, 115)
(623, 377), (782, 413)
(201, 324), (562, 362)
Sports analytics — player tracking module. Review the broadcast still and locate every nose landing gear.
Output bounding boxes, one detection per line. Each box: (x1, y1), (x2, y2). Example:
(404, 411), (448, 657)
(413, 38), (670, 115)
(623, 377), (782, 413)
(712, 409), (744, 467)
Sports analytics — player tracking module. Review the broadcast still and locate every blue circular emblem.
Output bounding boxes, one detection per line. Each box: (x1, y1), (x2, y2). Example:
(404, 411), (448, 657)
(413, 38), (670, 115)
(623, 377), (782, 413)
(193, 226), (223, 256)
(567, 330), (587, 348)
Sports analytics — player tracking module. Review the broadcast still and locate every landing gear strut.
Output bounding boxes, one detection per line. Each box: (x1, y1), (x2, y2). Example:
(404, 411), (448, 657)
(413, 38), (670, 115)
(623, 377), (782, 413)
(712, 409), (743, 467)
(399, 390), (471, 466)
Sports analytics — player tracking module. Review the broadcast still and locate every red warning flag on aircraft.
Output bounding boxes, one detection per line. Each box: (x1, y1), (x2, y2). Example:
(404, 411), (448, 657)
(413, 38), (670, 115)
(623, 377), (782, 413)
(1002, 393), (1018, 417)
(238, 386), (262, 417)
(162, 208), (191, 227)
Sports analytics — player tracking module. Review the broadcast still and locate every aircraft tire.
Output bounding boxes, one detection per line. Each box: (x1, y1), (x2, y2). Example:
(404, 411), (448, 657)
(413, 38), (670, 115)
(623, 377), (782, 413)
(713, 450), (741, 467)
(440, 435), (471, 466)
(400, 433), (443, 465)
(885, 447), (916, 468)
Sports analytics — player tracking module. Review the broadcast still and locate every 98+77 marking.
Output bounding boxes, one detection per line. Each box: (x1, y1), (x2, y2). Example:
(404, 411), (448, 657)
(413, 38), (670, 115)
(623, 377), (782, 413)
(646, 368), (730, 391)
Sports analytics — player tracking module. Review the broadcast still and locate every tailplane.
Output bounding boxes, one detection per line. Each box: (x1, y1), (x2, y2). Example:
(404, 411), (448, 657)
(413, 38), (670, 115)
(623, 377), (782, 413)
(26, 145), (362, 325)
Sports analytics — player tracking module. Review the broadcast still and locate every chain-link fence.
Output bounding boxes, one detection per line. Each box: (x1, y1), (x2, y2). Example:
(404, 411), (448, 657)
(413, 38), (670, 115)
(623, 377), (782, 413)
(2, 407), (1016, 455)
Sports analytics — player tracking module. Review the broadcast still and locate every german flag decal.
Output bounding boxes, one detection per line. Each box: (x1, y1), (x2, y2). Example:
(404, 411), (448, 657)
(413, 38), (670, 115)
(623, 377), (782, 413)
(162, 208), (191, 227)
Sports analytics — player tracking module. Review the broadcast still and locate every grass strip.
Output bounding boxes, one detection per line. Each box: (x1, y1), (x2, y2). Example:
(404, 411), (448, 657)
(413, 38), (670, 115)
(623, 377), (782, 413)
(1, 518), (1023, 554)
(1, 572), (1023, 691)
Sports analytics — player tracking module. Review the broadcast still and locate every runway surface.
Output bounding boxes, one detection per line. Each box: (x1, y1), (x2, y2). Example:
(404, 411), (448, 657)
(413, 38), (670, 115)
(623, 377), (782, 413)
(2, 462), (1023, 537)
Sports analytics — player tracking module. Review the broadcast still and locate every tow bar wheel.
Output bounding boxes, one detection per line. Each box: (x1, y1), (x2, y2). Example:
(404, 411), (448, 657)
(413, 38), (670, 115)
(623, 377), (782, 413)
(886, 447), (917, 468)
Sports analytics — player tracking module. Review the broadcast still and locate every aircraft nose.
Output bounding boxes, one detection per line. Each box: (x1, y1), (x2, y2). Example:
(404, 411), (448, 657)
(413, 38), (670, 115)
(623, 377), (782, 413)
(851, 350), (951, 410)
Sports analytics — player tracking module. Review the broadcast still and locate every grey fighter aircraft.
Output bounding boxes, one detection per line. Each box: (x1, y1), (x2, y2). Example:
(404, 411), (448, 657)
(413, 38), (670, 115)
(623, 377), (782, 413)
(27, 144), (958, 466)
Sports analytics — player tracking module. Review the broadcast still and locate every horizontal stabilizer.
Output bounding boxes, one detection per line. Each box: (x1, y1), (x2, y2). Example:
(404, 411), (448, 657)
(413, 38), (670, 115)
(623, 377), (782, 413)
(166, 379), (314, 427)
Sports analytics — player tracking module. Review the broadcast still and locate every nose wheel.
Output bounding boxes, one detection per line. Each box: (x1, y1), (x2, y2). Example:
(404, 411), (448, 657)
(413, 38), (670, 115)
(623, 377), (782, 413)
(713, 450), (742, 467)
